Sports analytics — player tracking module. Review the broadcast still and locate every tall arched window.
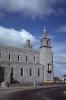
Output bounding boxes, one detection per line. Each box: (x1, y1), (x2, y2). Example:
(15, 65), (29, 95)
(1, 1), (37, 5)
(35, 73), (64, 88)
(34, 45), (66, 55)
(9, 53), (10, 61)
(21, 68), (24, 76)
(34, 56), (35, 62)
(0, 53), (1, 58)
(38, 68), (40, 77)
(10, 67), (13, 83)
(26, 56), (27, 62)
(48, 64), (52, 73)
(47, 40), (48, 46)
(18, 54), (19, 61)
(30, 68), (32, 77)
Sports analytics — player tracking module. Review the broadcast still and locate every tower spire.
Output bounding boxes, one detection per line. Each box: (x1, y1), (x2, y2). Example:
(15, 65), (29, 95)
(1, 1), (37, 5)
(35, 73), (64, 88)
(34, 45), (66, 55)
(43, 26), (48, 38)
(44, 26), (47, 33)
(40, 27), (51, 48)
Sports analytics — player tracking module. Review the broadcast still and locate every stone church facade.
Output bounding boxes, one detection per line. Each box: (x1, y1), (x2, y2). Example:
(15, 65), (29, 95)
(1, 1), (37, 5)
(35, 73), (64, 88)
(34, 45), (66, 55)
(0, 28), (54, 84)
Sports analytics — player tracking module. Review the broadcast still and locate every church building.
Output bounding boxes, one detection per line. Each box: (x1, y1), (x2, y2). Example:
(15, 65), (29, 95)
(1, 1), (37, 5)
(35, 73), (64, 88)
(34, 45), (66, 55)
(0, 28), (54, 85)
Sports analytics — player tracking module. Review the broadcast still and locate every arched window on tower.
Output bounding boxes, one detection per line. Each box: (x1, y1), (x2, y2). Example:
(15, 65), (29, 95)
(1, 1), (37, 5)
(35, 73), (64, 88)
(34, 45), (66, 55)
(47, 64), (52, 73)
(41, 39), (43, 47)
(48, 41), (50, 47)
(47, 40), (50, 47)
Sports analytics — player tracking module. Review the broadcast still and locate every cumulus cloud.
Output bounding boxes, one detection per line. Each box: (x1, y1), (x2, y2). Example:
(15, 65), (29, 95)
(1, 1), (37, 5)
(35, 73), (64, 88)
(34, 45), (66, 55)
(50, 26), (66, 77)
(0, 26), (35, 47)
(0, 0), (65, 18)
(56, 25), (66, 33)
(52, 41), (66, 76)
(51, 25), (66, 76)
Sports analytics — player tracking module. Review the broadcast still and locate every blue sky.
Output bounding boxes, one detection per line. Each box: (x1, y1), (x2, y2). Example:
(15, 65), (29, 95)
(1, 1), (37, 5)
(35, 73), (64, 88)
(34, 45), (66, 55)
(0, 0), (66, 77)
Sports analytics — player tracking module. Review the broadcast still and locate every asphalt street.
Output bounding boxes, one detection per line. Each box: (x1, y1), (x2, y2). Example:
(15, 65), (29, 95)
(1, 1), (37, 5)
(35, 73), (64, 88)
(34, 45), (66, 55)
(0, 86), (66, 100)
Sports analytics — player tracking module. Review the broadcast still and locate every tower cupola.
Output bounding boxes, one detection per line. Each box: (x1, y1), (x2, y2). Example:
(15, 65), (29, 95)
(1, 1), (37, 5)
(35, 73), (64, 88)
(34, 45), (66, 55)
(24, 39), (32, 48)
(40, 27), (51, 48)
(42, 26), (48, 39)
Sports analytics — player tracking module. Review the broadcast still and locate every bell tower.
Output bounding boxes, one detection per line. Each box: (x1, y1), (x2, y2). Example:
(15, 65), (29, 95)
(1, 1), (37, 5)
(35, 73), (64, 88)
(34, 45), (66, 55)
(40, 27), (51, 48)
(39, 27), (53, 83)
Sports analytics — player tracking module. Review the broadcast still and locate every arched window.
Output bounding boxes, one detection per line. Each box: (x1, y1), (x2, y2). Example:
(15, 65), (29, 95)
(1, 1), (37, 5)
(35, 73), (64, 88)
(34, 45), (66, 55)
(11, 67), (13, 77)
(47, 40), (48, 46)
(47, 40), (50, 47)
(38, 68), (40, 77)
(9, 53), (10, 61)
(26, 56), (27, 62)
(34, 56), (35, 62)
(30, 68), (32, 77)
(48, 64), (52, 73)
(0, 53), (1, 58)
(18, 54), (19, 61)
(21, 68), (24, 76)
(10, 67), (13, 83)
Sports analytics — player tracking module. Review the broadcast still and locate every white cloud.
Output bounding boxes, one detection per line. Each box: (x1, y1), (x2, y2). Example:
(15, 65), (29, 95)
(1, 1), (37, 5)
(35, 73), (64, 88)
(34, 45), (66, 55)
(0, 26), (35, 47)
(51, 25), (66, 76)
(52, 41), (66, 76)
(0, 0), (65, 18)
(53, 26), (66, 76)
(56, 25), (66, 33)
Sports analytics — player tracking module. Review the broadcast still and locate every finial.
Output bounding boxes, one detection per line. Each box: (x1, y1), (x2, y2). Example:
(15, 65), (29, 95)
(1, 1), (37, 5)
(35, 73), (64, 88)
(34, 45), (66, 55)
(43, 26), (47, 33)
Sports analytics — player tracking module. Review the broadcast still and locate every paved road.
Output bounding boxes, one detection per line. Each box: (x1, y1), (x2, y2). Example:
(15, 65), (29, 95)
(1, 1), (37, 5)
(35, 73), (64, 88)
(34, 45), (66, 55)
(0, 86), (66, 100)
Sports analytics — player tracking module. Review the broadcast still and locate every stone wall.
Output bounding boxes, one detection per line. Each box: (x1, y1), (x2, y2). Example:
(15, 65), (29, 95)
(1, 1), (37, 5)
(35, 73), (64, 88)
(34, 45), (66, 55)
(0, 46), (44, 84)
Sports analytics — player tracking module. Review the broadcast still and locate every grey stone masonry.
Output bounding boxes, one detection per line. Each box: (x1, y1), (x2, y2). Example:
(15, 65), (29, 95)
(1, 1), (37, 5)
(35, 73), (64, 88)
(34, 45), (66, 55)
(0, 28), (54, 84)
